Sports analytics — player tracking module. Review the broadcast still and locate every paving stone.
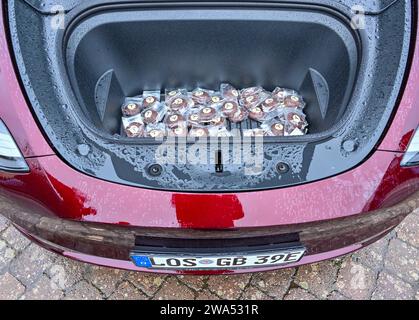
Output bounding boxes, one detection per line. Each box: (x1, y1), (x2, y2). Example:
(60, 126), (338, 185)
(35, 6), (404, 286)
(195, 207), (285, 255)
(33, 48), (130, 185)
(241, 285), (273, 300)
(294, 260), (340, 298)
(385, 238), (419, 284)
(335, 257), (376, 300)
(371, 272), (415, 300)
(195, 290), (221, 300)
(284, 287), (316, 300)
(397, 212), (419, 248)
(207, 274), (252, 300)
(327, 291), (349, 300)
(0, 272), (25, 300)
(64, 280), (103, 300)
(86, 265), (127, 297)
(47, 256), (87, 290)
(108, 281), (148, 300)
(0, 214), (9, 232)
(153, 277), (195, 300)
(0, 241), (16, 272)
(250, 268), (294, 299)
(177, 275), (208, 291)
(351, 237), (389, 271)
(9, 243), (56, 286)
(126, 272), (166, 297)
(1, 226), (30, 251)
(22, 275), (64, 300)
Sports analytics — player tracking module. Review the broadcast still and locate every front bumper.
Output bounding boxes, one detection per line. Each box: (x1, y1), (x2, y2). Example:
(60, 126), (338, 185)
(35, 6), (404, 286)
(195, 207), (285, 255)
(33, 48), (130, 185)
(1, 152), (418, 273)
(4, 186), (419, 274)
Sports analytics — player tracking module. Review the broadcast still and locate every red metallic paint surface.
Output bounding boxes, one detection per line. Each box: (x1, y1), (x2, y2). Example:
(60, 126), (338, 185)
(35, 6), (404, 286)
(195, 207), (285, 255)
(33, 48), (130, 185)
(378, 12), (419, 152)
(0, 151), (417, 229)
(0, 0), (417, 228)
(0, 3), (419, 272)
(0, 7), (53, 158)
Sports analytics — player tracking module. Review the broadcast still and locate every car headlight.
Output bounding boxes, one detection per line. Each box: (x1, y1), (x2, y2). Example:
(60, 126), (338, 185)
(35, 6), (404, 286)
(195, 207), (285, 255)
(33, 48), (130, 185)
(401, 127), (419, 167)
(0, 120), (29, 172)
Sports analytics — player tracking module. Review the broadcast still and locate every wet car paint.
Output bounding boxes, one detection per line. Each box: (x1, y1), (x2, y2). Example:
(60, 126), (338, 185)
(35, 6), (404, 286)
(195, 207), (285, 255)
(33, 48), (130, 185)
(0, 13), (53, 158)
(6, 0), (414, 192)
(5, 182), (417, 274)
(0, 1), (418, 273)
(378, 53), (419, 152)
(1, 151), (418, 228)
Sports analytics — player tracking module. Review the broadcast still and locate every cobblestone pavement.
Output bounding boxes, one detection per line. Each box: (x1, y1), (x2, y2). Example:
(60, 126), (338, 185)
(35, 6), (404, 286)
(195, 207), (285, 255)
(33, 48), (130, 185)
(0, 209), (418, 300)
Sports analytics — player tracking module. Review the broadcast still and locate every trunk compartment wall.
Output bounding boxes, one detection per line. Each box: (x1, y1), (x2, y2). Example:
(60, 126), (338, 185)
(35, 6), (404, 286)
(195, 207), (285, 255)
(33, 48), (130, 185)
(6, 0), (413, 192)
(66, 8), (358, 135)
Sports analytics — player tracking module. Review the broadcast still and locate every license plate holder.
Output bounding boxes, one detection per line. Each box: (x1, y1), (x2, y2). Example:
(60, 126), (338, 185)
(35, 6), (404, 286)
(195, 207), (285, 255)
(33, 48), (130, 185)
(130, 247), (306, 270)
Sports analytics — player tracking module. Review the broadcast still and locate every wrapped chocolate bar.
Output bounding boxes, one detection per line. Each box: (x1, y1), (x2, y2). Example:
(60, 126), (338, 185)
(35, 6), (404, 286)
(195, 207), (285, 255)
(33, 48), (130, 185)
(164, 112), (187, 129)
(186, 109), (201, 127)
(240, 86), (263, 98)
(283, 94), (306, 109)
(261, 96), (280, 112)
(248, 106), (266, 122)
(272, 87), (305, 110)
(284, 110), (308, 136)
(272, 87), (298, 101)
(142, 90), (161, 109)
(121, 97), (143, 117)
(145, 123), (167, 138)
(188, 117), (229, 137)
(119, 84), (308, 138)
(124, 122), (144, 138)
(259, 96), (286, 121)
(228, 107), (248, 123)
(261, 119), (286, 137)
(141, 103), (166, 125)
(220, 83), (239, 101)
(239, 89), (269, 110)
(122, 113), (144, 137)
(168, 125), (189, 137)
(191, 88), (213, 105)
(209, 115), (227, 127)
(165, 88), (188, 103)
(209, 93), (223, 106)
(165, 112), (188, 137)
(198, 105), (218, 122)
(220, 101), (239, 117)
(188, 127), (209, 138)
(167, 96), (193, 113)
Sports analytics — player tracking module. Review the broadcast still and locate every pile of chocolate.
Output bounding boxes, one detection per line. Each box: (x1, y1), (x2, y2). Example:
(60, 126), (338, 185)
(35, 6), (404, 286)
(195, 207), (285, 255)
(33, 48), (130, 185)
(121, 84), (308, 138)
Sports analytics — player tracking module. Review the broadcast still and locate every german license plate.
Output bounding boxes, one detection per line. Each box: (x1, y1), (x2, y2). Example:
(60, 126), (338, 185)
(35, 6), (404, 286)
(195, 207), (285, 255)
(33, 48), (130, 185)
(130, 247), (306, 270)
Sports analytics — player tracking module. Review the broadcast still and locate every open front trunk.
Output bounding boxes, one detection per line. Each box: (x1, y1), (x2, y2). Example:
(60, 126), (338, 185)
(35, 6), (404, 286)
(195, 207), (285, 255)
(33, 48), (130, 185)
(7, 0), (413, 191)
(66, 8), (357, 137)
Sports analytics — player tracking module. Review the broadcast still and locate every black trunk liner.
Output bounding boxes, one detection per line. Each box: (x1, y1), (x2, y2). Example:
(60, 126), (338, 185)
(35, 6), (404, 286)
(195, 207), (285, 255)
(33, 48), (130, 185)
(7, 0), (413, 191)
